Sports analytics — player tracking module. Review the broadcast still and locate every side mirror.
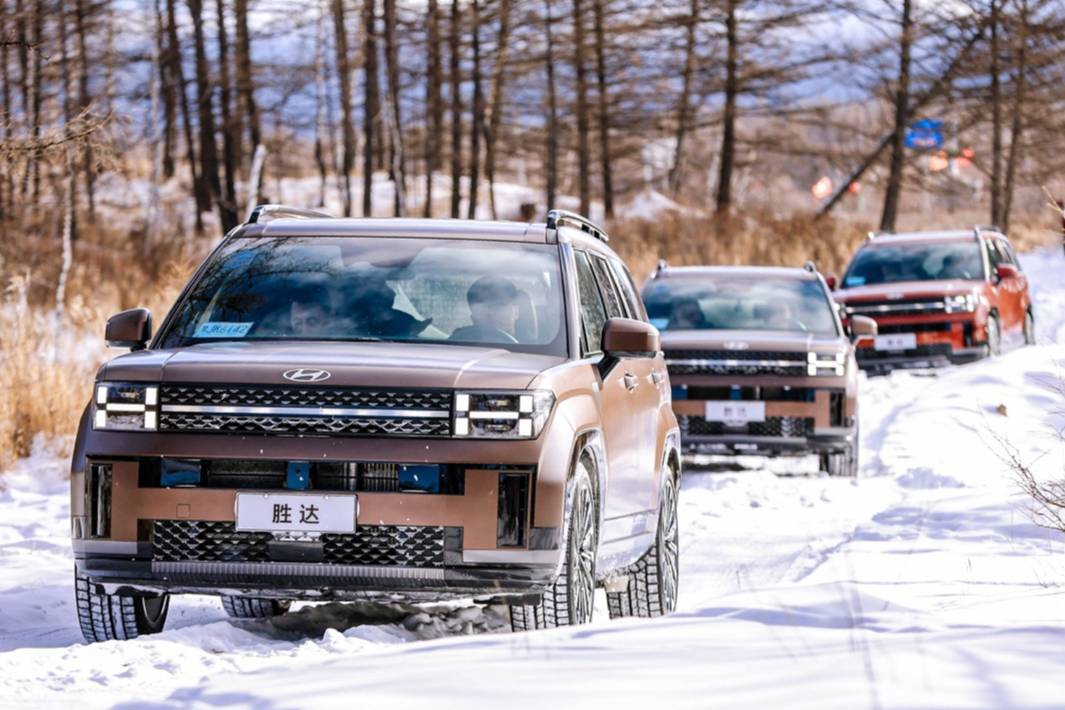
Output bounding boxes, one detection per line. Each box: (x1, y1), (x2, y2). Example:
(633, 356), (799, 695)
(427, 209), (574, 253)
(824, 272), (838, 290)
(601, 317), (660, 357)
(850, 315), (877, 344)
(105, 308), (152, 350)
(995, 263), (1019, 281)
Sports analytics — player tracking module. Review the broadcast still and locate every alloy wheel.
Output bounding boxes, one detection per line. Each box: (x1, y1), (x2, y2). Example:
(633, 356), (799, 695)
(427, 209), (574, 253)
(658, 476), (680, 612)
(568, 468), (597, 625)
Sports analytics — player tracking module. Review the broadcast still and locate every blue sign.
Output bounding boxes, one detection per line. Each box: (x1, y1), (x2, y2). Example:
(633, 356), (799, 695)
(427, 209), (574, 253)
(905, 119), (944, 150)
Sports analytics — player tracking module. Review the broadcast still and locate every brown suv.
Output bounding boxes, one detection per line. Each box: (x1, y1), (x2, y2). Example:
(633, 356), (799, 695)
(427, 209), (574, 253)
(642, 263), (876, 476)
(71, 207), (681, 642)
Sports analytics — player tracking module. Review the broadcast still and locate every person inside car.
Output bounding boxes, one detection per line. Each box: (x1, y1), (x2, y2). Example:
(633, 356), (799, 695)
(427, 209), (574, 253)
(667, 297), (705, 329)
(350, 278), (432, 339)
(289, 285), (333, 337)
(451, 275), (521, 344)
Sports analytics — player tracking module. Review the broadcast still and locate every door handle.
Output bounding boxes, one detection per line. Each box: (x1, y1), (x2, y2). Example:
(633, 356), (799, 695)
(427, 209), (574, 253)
(623, 373), (638, 392)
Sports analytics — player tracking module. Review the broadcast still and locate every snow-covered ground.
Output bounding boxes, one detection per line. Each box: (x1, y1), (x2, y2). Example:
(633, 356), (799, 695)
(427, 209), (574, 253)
(2, 249), (1064, 709)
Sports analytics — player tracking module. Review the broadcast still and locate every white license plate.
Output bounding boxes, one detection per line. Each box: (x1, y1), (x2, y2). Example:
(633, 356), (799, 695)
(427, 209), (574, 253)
(235, 492), (357, 534)
(874, 333), (917, 352)
(705, 401), (766, 424)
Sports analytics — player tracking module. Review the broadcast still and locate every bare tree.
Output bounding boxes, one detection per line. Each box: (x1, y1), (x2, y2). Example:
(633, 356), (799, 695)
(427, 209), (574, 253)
(879, 0), (913, 233)
(484, 0), (513, 219)
(591, 0), (613, 217)
(216, 0), (238, 221)
(424, 0), (443, 217)
(670, 0), (699, 198)
(467, 0), (484, 218)
(233, 0), (260, 164)
(544, 0), (559, 209)
(383, 0), (407, 215)
(572, 0), (591, 215)
(1001, 0), (1030, 233)
(449, 0), (463, 217)
(362, 0), (380, 216)
(715, 0), (738, 215)
(166, 0), (206, 230)
(332, 0), (357, 216)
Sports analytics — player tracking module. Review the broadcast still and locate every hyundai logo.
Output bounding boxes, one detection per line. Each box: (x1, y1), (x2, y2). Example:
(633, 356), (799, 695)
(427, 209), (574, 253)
(283, 368), (332, 383)
(723, 341), (749, 351)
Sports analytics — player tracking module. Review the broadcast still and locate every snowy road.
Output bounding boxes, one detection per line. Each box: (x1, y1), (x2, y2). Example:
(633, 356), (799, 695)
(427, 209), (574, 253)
(2, 250), (1065, 709)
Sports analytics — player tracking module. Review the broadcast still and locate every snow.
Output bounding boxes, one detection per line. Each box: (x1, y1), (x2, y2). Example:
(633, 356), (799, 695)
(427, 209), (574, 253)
(2, 250), (1065, 708)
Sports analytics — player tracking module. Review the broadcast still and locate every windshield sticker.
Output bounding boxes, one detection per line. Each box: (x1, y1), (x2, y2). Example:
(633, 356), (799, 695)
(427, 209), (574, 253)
(844, 276), (866, 287)
(194, 322), (254, 338)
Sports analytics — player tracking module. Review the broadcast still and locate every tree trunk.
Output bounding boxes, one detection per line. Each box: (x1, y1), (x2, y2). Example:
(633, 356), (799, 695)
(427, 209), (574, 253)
(715, 0), (737, 215)
(14, 0), (28, 197)
(1002, 0), (1028, 233)
(28, 0), (42, 201)
(0, 0), (12, 224)
(484, 0), (512, 220)
(544, 0), (559, 209)
(216, 0), (239, 222)
(314, 1), (329, 207)
(147, 0), (165, 250)
(332, 0), (357, 216)
(74, 0), (96, 219)
(572, 0), (590, 216)
(424, 0), (443, 217)
(155, 0), (176, 180)
(467, 0), (483, 219)
(592, 0), (613, 217)
(58, 2), (78, 241)
(383, 0), (406, 215)
(449, 0), (462, 218)
(363, 0), (380, 216)
(670, 0), (698, 198)
(167, 0), (206, 230)
(233, 0), (260, 163)
(879, 0), (913, 233)
(188, 0), (238, 232)
(989, 0), (1002, 227)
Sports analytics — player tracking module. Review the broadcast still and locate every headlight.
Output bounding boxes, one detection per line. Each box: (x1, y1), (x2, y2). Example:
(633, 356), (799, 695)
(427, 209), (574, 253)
(807, 352), (845, 377)
(453, 390), (555, 439)
(944, 294), (977, 313)
(93, 382), (159, 431)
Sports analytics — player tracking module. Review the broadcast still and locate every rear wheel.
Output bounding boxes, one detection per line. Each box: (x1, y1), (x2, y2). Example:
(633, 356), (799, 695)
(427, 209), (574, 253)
(510, 458), (598, 631)
(75, 569), (170, 643)
(221, 596), (291, 619)
(1023, 309), (1035, 345)
(606, 470), (680, 619)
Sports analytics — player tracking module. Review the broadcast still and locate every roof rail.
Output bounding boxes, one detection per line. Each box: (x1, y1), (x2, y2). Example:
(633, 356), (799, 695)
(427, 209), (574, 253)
(803, 260), (817, 273)
(546, 209), (609, 243)
(651, 259), (668, 278)
(246, 204), (334, 224)
(973, 224), (1004, 235)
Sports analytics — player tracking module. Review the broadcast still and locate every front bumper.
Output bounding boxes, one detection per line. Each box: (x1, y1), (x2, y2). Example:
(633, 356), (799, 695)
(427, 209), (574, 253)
(679, 427), (854, 456)
(852, 312), (989, 372)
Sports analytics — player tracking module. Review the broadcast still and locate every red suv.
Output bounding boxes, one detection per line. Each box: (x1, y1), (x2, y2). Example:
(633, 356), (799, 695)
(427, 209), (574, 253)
(832, 227), (1033, 372)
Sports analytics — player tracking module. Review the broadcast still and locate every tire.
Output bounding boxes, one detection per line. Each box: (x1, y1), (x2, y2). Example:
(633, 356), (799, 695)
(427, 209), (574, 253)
(606, 470), (680, 619)
(75, 569), (169, 643)
(221, 596), (291, 619)
(1023, 309), (1035, 346)
(986, 315), (1002, 357)
(819, 423), (860, 478)
(510, 457), (598, 631)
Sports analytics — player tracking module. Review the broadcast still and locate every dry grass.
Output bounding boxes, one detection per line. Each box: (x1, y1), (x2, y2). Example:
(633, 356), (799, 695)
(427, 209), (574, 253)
(0, 226), (201, 469)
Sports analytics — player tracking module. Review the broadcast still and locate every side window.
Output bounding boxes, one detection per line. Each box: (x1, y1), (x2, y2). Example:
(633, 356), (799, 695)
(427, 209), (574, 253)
(574, 251), (608, 355)
(985, 239), (1003, 273)
(609, 260), (647, 321)
(997, 239), (1019, 267)
(590, 255), (626, 319)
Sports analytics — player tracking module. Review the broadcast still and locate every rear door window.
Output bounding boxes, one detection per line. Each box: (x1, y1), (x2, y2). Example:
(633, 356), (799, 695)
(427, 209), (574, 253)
(609, 260), (647, 321)
(590, 255), (626, 319)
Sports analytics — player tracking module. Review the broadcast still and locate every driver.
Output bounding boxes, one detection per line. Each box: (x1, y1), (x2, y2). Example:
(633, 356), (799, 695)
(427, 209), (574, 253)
(289, 284), (332, 337)
(451, 275), (521, 344)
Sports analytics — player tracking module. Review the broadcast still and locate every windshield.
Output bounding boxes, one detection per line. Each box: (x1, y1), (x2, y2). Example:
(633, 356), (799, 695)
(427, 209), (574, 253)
(642, 276), (838, 335)
(157, 237), (567, 355)
(842, 241), (984, 287)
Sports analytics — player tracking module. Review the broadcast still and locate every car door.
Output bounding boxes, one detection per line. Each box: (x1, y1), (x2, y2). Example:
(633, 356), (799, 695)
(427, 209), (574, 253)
(573, 250), (641, 523)
(995, 238), (1027, 334)
(607, 257), (668, 511)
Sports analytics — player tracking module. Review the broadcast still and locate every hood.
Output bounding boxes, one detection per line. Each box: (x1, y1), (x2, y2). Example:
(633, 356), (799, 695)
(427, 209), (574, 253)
(834, 279), (980, 303)
(659, 329), (845, 355)
(100, 340), (564, 390)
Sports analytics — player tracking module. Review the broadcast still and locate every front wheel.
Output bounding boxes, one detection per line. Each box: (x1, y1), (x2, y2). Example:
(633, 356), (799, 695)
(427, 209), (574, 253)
(75, 569), (170, 643)
(510, 457), (598, 631)
(606, 469), (680, 619)
(986, 315), (1002, 357)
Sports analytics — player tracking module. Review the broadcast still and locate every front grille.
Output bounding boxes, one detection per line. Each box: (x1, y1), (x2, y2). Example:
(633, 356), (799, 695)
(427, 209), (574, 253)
(665, 350), (807, 377)
(844, 298), (946, 317)
(679, 415), (814, 438)
(152, 521), (447, 568)
(158, 384), (452, 437)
